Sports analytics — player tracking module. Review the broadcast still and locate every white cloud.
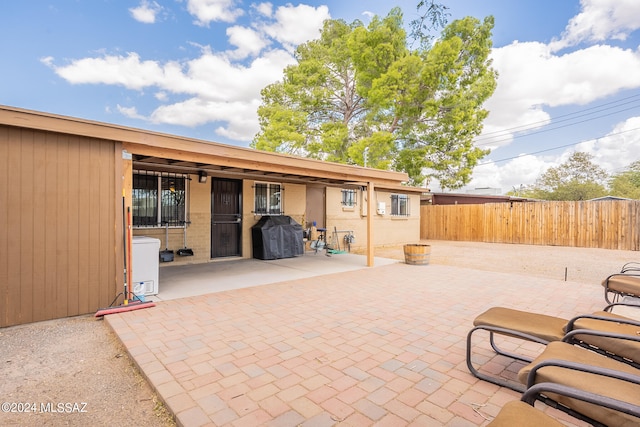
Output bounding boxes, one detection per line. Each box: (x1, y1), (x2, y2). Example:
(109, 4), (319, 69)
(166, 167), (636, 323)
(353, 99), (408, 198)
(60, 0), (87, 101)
(40, 56), (54, 67)
(481, 41), (640, 148)
(148, 98), (262, 140)
(214, 100), (263, 140)
(464, 115), (640, 194)
(46, 2), (331, 142)
(47, 46), (295, 140)
(577, 116), (640, 173)
(226, 25), (270, 59)
(254, 2), (273, 18)
(186, 0), (244, 26)
(463, 155), (549, 194)
(129, 0), (163, 24)
(117, 104), (146, 120)
(47, 53), (165, 90)
(552, 0), (640, 50)
(258, 4), (330, 50)
(362, 11), (375, 20)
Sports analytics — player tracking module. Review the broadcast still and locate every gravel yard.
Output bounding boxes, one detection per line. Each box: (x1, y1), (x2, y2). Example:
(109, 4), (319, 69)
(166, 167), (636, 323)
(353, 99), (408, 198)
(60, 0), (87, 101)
(0, 315), (174, 427)
(374, 240), (637, 285)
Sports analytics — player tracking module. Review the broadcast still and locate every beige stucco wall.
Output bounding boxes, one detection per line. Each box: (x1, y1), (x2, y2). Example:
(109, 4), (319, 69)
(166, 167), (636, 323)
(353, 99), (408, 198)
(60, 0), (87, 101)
(186, 174), (212, 260)
(241, 180), (253, 258)
(325, 187), (421, 252)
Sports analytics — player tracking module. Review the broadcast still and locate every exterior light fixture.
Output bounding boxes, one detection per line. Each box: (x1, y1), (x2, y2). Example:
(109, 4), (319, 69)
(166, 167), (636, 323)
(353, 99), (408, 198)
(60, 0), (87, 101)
(198, 171), (208, 183)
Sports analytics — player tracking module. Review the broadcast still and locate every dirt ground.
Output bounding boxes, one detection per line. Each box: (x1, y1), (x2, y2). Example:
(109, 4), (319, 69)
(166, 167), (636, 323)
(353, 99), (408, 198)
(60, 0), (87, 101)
(0, 314), (174, 427)
(1, 240), (637, 426)
(374, 239), (638, 285)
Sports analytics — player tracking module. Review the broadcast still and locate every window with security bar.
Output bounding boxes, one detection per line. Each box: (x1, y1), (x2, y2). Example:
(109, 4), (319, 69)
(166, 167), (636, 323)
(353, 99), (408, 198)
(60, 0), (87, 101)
(133, 171), (187, 226)
(390, 194), (409, 216)
(254, 182), (282, 215)
(341, 189), (357, 207)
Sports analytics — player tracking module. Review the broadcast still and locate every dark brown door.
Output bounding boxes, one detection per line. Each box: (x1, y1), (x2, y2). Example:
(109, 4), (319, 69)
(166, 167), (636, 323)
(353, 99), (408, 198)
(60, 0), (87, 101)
(211, 179), (242, 258)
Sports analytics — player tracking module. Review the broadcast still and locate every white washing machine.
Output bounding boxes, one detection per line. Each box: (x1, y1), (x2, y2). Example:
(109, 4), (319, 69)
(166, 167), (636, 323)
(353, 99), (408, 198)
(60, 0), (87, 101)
(132, 236), (160, 296)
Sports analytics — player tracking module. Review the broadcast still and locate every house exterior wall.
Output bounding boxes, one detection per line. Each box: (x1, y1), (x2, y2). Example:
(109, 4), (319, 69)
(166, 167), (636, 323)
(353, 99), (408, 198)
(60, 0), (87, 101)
(132, 172), (211, 265)
(0, 125), (120, 327)
(133, 179), (310, 261)
(325, 187), (420, 252)
(132, 179), (419, 264)
(188, 174), (212, 260)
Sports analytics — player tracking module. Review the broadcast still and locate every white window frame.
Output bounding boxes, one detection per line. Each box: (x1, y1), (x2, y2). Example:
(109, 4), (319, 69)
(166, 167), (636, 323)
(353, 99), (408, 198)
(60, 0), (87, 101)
(390, 194), (410, 217)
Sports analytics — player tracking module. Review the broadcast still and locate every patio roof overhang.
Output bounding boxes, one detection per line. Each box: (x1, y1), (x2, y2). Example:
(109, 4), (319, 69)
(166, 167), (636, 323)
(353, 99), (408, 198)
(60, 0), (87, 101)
(125, 142), (403, 189)
(0, 105), (410, 189)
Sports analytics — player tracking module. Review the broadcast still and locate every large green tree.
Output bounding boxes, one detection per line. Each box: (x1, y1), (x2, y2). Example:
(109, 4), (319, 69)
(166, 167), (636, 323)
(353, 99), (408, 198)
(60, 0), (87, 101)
(252, 8), (497, 189)
(410, 0), (450, 48)
(609, 160), (640, 199)
(521, 152), (609, 200)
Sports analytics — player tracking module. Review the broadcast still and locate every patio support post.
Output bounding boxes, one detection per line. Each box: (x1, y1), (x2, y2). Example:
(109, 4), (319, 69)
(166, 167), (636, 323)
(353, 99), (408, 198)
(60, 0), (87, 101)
(122, 151), (133, 297)
(367, 181), (374, 267)
(122, 151), (133, 216)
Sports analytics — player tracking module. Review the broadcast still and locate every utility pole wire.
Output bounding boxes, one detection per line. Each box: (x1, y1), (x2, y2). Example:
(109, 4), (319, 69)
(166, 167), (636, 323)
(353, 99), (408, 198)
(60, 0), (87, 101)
(475, 126), (640, 166)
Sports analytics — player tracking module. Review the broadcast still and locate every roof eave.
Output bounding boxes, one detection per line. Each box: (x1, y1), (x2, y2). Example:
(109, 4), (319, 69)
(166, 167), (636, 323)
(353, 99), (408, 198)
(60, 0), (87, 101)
(0, 105), (408, 187)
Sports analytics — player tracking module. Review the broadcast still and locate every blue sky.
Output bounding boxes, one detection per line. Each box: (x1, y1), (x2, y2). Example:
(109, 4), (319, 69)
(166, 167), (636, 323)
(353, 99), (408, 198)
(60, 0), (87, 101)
(2, 0), (640, 193)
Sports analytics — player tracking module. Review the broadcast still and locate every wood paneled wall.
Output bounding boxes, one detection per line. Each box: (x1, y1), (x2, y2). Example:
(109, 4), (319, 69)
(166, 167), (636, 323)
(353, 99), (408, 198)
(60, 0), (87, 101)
(421, 201), (640, 251)
(0, 126), (121, 327)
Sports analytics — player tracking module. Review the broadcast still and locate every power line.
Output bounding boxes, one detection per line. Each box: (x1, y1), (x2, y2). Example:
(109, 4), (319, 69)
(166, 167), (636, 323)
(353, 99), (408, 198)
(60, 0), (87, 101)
(476, 92), (640, 142)
(475, 104), (640, 147)
(476, 125), (640, 166)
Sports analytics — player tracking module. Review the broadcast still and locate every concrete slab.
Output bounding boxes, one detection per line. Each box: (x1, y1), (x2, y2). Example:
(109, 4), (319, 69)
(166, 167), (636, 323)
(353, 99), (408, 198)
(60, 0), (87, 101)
(154, 253), (398, 301)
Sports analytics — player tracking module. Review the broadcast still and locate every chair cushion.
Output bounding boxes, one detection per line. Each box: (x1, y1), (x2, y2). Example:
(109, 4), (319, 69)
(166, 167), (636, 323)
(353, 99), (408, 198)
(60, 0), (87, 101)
(603, 274), (640, 296)
(569, 311), (640, 362)
(518, 342), (640, 427)
(487, 400), (565, 427)
(474, 307), (566, 342)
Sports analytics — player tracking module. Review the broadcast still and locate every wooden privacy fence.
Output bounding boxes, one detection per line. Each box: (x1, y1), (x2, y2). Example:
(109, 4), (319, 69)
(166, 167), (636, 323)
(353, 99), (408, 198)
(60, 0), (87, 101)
(421, 200), (640, 251)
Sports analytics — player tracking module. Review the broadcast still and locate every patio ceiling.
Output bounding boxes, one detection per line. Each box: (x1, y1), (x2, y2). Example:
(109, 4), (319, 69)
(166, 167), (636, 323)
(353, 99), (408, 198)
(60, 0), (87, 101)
(132, 153), (364, 187)
(123, 137), (409, 189)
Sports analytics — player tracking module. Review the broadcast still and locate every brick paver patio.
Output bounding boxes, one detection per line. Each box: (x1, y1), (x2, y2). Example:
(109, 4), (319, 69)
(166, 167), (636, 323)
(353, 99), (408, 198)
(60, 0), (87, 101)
(106, 262), (605, 426)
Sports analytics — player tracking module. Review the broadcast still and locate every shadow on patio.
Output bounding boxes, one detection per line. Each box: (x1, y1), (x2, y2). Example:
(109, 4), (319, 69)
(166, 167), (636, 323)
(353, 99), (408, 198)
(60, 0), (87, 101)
(154, 253), (398, 301)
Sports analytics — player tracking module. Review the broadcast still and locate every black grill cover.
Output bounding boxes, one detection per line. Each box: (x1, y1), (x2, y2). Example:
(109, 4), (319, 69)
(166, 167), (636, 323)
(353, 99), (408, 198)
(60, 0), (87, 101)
(251, 215), (304, 260)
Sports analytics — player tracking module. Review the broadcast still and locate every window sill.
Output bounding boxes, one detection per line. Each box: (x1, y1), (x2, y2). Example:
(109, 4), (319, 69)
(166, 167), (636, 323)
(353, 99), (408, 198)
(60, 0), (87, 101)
(390, 215), (410, 220)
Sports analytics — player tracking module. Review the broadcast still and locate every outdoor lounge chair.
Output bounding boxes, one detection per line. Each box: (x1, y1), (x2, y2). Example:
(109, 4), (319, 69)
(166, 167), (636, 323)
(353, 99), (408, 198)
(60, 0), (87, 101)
(466, 305), (640, 391)
(517, 341), (640, 427)
(488, 382), (640, 427)
(602, 268), (640, 304)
